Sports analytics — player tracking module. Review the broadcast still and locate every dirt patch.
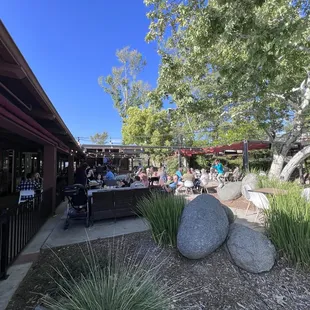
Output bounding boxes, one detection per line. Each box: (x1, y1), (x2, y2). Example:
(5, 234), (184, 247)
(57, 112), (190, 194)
(7, 231), (310, 310)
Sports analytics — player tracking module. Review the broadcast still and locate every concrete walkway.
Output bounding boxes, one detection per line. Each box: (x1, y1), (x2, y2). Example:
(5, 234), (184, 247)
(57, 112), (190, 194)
(0, 194), (263, 310)
(0, 202), (148, 310)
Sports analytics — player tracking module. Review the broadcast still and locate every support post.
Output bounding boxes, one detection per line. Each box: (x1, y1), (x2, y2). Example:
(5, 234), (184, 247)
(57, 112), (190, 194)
(43, 145), (57, 213)
(68, 154), (74, 185)
(178, 151), (182, 168)
(242, 140), (249, 172)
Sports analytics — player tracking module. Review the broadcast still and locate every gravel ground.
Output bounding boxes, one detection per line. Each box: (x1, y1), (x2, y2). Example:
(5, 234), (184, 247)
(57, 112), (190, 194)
(7, 231), (310, 310)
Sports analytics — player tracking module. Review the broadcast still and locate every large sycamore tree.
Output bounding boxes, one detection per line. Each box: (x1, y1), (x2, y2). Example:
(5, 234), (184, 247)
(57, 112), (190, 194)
(145, 0), (310, 179)
(98, 46), (151, 118)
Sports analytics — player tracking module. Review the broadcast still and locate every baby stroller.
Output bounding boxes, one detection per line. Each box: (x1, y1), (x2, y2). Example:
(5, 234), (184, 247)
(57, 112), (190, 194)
(63, 184), (89, 230)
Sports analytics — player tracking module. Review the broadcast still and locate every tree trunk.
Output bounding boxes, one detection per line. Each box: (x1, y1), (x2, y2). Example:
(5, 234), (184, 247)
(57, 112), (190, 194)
(268, 153), (286, 179)
(280, 145), (310, 181)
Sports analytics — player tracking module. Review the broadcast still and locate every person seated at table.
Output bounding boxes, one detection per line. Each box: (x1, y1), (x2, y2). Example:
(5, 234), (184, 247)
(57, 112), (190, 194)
(159, 167), (167, 186)
(165, 175), (173, 185)
(130, 176), (145, 188)
(96, 174), (104, 187)
(105, 167), (115, 180)
(138, 169), (149, 187)
(163, 175), (179, 193)
(121, 174), (133, 187)
(183, 169), (195, 182)
(199, 169), (209, 189)
(86, 166), (95, 180)
(17, 173), (41, 201)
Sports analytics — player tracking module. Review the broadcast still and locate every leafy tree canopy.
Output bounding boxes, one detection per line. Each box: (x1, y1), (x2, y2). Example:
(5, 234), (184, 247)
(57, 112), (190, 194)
(98, 46), (151, 118)
(145, 0), (310, 177)
(90, 132), (109, 145)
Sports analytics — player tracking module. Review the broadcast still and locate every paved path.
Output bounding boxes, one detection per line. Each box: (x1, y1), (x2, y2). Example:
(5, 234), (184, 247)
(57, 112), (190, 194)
(0, 192), (263, 309)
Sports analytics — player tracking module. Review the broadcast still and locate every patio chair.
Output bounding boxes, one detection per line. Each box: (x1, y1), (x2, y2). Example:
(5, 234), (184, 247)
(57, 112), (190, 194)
(244, 185), (269, 221)
(224, 172), (231, 183)
(18, 190), (35, 205)
(244, 184), (253, 215)
(200, 178), (209, 194)
(302, 188), (310, 202)
(251, 192), (269, 221)
(184, 180), (195, 195)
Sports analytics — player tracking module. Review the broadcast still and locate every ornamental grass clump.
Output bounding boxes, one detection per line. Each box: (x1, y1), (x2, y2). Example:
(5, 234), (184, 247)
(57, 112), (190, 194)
(136, 191), (186, 246)
(265, 187), (310, 269)
(42, 242), (182, 310)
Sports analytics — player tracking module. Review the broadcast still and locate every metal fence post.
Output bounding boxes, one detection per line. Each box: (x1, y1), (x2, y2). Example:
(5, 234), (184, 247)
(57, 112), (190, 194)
(0, 211), (9, 280)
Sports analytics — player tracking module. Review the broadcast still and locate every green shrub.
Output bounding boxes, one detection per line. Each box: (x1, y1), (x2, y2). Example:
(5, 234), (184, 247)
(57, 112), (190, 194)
(265, 187), (310, 269)
(42, 242), (181, 310)
(137, 191), (186, 246)
(258, 175), (301, 191)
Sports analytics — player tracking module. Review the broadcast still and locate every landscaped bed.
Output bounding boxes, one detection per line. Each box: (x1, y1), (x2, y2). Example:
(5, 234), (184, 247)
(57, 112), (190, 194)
(7, 231), (310, 310)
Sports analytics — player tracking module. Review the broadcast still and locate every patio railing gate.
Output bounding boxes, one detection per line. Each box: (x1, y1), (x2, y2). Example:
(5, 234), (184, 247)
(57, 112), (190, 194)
(0, 188), (53, 280)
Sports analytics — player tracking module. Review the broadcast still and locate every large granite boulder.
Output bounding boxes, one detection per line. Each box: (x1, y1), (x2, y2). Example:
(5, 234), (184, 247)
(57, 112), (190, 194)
(226, 223), (276, 273)
(177, 194), (229, 259)
(221, 205), (235, 224)
(241, 173), (259, 197)
(217, 182), (242, 201)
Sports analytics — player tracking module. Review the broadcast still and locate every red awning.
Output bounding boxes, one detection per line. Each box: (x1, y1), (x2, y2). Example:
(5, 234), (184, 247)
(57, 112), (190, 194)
(179, 141), (271, 156)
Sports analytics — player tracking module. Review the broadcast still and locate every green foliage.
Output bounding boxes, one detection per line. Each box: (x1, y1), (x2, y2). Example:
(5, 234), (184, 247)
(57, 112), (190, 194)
(137, 191), (186, 246)
(211, 121), (266, 146)
(98, 47), (151, 118)
(43, 242), (179, 309)
(90, 132), (109, 145)
(265, 187), (310, 268)
(122, 107), (173, 157)
(257, 175), (300, 190)
(165, 156), (179, 176)
(145, 0), (310, 176)
(194, 155), (212, 169)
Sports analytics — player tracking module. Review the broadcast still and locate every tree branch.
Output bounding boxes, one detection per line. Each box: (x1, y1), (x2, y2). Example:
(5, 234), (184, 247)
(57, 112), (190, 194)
(268, 93), (300, 110)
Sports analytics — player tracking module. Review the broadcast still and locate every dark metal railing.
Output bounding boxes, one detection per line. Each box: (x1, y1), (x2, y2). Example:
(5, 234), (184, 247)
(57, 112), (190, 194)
(0, 188), (53, 280)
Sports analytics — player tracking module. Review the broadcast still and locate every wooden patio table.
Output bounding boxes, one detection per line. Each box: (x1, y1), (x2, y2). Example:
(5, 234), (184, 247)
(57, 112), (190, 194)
(248, 188), (288, 195)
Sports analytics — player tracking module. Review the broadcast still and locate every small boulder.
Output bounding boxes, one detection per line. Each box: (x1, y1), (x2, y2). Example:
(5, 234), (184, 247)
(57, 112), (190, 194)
(226, 223), (276, 273)
(217, 182), (242, 201)
(241, 173), (259, 197)
(221, 205), (235, 224)
(177, 194), (229, 259)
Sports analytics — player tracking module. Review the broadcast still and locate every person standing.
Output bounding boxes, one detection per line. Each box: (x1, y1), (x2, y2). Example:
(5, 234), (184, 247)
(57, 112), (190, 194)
(17, 173), (40, 201)
(75, 163), (88, 186)
(213, 159), (224, 188)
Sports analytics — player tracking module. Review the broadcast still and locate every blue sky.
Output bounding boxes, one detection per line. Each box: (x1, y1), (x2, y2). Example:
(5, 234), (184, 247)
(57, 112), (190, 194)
(1, 0), (160, 144)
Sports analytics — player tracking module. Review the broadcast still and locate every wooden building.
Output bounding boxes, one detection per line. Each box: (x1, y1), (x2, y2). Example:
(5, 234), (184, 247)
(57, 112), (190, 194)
(0, 21), (82, 279)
